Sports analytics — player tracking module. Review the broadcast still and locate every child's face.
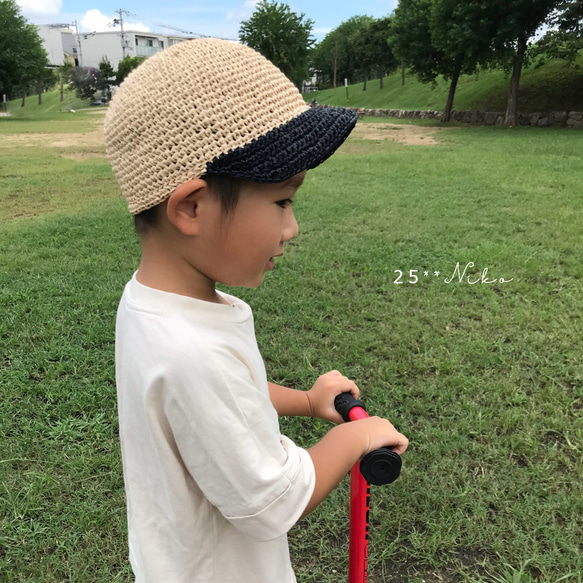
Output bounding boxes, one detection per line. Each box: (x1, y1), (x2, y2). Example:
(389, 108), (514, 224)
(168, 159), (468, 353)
(198, 172), (304, 288)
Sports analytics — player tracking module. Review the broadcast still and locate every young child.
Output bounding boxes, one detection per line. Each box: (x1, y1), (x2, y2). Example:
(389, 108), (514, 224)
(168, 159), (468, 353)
(104, 39), (408, 583)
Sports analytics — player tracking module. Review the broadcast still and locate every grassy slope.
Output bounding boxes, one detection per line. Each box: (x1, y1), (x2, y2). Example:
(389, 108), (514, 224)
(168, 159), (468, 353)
(305, 57), (583, 114)
(3, 89), (96, 121)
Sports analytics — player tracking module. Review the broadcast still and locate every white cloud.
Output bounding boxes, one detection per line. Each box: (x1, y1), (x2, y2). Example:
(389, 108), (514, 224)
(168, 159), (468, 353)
(80, 9), (111, 32)
(16, 0), (62, 17)
(80, 9), (150, 33)
(226, 0), (260, 22)
(124, 21), (150, 32)
(313, 27), (332, 35)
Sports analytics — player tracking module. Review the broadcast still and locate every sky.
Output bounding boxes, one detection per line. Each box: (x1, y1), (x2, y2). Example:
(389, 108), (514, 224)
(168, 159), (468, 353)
(17, 0), (399, 41)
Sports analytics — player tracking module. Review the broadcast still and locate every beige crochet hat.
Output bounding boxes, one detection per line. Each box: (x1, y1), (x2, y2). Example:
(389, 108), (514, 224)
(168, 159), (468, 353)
(103, 38), (357, 214)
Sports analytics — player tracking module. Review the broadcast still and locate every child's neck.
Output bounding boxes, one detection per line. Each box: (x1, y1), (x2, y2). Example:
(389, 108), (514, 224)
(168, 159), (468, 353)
(137, 240), (226, 304)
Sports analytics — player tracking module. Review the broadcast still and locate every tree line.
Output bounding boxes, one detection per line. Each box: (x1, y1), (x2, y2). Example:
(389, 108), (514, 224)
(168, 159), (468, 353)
(241, 0), (583, 125)
(2, 0), (581, 123)
(0, 0), (144, 106)
(0, 0), (53, 104)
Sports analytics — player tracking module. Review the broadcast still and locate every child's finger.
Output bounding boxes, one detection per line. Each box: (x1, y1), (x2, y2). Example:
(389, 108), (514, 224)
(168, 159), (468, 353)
(390, 435), (409, 455)
(336, 381), (359, 400)
(346, 381), (359, 399)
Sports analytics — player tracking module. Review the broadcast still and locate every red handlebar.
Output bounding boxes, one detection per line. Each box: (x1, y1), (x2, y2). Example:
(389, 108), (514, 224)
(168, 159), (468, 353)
(334, 393), (402, 486)
(334, 393), (402, 583)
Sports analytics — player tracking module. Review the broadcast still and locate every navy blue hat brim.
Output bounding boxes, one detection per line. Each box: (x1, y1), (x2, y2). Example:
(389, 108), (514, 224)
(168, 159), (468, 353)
(205, 106), (358, 183)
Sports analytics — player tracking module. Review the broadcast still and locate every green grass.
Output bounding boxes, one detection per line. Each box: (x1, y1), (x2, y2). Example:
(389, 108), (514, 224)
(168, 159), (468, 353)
(0, 90), (105, 138)
(3, 89), (94, 120)
(0, 137), (113, 222)
(1, 112), (582, 582)
(305, 56), (583, 114)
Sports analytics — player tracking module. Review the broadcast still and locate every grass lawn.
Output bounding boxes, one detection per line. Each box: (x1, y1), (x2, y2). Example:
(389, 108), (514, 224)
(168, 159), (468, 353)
(0, 111), (581, 583)
(3, 90), (96, 120)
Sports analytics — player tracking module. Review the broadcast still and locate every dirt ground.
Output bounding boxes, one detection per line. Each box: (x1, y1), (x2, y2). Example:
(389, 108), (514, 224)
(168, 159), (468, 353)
(1, 110), (105, 147)
(350, 121), (450, 145)
(0, 111), (447, 160)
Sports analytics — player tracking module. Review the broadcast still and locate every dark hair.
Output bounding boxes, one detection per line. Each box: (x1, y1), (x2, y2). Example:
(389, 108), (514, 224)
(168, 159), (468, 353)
(133, 174), (243, 235)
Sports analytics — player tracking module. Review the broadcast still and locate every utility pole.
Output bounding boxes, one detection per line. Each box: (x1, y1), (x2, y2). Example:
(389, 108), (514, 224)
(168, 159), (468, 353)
(111, 9), (134, 58)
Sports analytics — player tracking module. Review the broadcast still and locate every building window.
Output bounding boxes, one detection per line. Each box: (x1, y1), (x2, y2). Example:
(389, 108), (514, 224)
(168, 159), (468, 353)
(136, 36), (164, 56)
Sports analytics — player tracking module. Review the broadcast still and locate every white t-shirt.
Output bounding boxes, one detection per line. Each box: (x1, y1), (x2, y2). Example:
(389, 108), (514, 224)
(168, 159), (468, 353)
(115, 274), (316, 582)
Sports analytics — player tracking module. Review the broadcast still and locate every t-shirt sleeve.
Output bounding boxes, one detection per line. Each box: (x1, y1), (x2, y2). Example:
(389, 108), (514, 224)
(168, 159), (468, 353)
(160, 342), (316, 542)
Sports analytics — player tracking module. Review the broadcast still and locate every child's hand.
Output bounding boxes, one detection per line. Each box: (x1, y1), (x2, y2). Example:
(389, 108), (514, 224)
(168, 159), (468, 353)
(306, 370), (360, 424)
(355, 416), (409, 456)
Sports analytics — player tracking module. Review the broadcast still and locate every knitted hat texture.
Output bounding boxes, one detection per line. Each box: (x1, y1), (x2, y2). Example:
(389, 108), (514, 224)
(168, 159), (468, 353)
(104, 38), (357, 214)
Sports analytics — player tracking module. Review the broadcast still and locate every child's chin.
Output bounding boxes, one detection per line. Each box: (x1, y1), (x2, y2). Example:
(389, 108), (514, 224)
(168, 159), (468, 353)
(221, 274), (265, 289)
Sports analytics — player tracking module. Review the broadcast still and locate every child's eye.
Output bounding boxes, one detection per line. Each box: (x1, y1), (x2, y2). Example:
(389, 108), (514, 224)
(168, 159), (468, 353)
(276, 199), (293, 208)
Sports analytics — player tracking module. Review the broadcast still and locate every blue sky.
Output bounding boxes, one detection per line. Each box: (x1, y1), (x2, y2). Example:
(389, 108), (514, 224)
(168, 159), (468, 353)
(17, 0), (399, 41)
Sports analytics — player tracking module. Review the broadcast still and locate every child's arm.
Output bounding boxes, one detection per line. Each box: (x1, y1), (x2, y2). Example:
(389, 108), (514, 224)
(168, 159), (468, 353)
(267, 382), (311, 416)
(269, 370), (408, 519)
(301, 416), (408, 518)
(268, 370), (359, 423)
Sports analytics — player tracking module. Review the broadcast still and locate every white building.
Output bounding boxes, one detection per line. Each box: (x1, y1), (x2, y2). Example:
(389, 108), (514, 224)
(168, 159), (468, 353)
(36, 25), (77, 67)
(37, 25), (194, 69)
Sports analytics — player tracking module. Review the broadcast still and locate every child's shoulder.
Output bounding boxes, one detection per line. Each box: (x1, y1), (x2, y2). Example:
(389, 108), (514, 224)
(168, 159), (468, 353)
(121, 274), (251, 320)
(118, 274), (255, 359)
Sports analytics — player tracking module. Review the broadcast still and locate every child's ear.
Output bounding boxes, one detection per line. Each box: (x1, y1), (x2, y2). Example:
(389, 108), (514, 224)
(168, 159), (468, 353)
(166, 178), (208, 236)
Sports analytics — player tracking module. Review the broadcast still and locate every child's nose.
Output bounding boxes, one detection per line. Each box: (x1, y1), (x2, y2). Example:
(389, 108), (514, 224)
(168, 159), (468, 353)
(282, 209), (299, 242)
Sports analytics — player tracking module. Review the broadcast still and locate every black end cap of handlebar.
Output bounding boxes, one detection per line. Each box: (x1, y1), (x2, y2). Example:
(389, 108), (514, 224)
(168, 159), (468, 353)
(334, 393), (367, 423)
(360, 448), (402, 485)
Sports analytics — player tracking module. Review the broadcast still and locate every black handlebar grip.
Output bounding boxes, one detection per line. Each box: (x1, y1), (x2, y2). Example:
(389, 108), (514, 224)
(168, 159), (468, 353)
(334, 392), (402, 486)
(360, 448), (402, 485)
(334, 392), (367, 423)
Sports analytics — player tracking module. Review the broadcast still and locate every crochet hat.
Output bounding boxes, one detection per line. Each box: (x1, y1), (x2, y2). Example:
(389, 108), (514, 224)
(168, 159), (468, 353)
(103, 38), (357, 214)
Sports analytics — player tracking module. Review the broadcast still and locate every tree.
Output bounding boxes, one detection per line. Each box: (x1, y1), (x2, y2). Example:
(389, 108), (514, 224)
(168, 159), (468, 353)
(349, 26), (373, 91)
(0, 0), (49, 100)
(350, 17), (398, 90)
(97, 56), (116, 100)
(312, 16), (374, 90)
(559, 0), (583, 29)
(489, 0), (563, 125)
(534, 0), (583, 63)
(35, 67), (57, 105)
(68, 66), (101, 101)
(239, 0), (314, 88)
(58, 61), (75, 102)
(390, 0), (436, 86)
(116, 55), (146, 85)
(368, 18), (399, 89)
(311, 30), (343, 90)
(431, 0), (504, 121)
(391, 0), (507, 121)
(311, 30), (342, 91)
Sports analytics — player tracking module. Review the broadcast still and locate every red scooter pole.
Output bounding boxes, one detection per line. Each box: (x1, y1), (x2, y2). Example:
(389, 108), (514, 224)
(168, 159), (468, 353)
(334, 393), (402, 583)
